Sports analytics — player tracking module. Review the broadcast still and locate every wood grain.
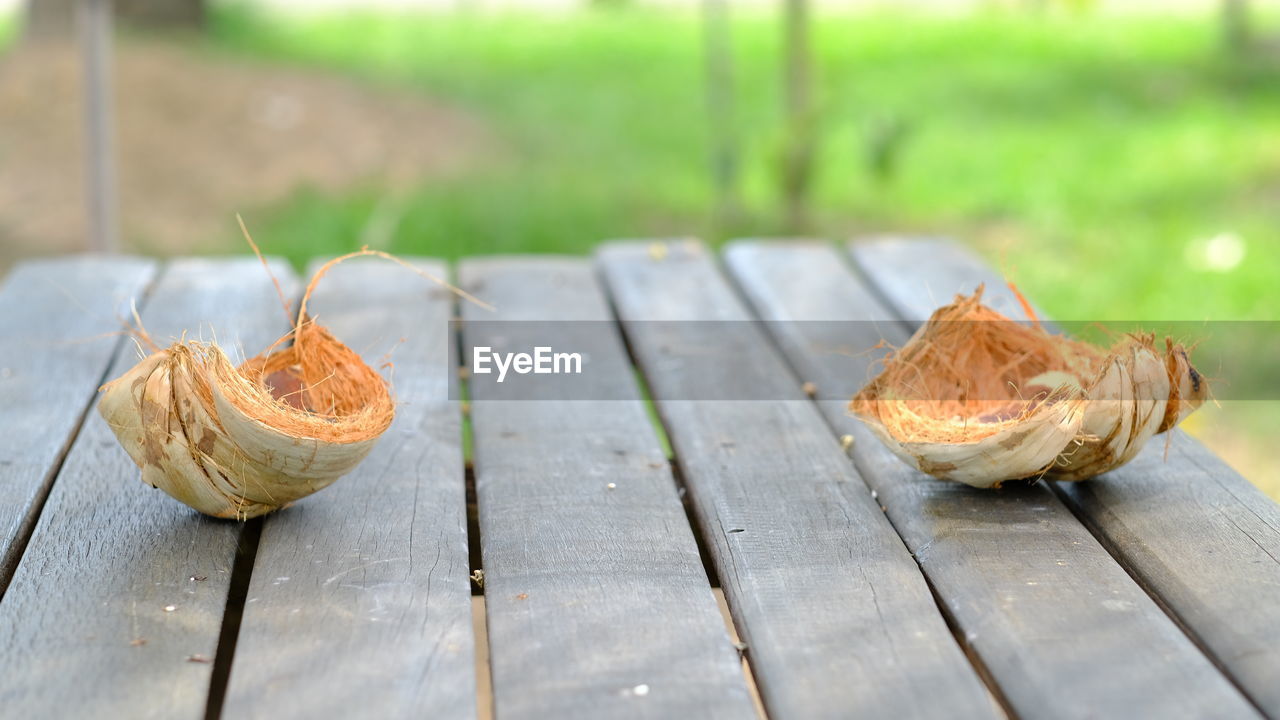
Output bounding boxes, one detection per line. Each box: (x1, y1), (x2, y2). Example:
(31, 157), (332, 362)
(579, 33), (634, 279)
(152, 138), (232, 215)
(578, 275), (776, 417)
(0, 258), (297, 720)
(461, 257), (755, 720)
(850, 236), (1280, 716)
(0, 257), (157, 590)
(725, 241), (1260, 720)
(221, 259), (475, 719)
(598, 241), (999, 720)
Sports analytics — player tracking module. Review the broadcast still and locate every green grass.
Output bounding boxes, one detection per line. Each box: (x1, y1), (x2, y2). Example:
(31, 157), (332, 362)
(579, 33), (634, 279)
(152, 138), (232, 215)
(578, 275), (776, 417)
(0, 13), (15, 47)
(208, 6), (1280, 323)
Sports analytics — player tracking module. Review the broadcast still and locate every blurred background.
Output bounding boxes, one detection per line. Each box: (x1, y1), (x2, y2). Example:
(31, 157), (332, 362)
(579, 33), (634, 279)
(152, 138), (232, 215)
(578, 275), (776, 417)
(0, 0), (1274, 495)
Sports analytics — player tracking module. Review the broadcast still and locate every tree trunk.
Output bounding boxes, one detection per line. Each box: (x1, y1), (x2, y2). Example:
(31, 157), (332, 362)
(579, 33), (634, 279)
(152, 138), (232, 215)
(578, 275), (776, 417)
(702, 0), (741, 234)
(781, 0), (815, 233)
(1223, 0), (1251, 53)
(116, 0), (205, 28)
(25, 0), (204, 40)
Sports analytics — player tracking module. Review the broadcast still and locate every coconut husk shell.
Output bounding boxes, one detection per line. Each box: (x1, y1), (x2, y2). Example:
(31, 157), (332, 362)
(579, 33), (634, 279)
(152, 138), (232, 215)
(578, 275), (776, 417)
(850, 287), (1208, 487)
(98, 320), (393, 519)
(96, 241), (491, 519)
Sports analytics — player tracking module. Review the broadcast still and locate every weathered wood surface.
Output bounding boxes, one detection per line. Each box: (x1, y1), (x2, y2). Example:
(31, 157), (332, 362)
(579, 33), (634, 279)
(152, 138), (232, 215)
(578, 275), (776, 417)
(598, 242), (998, 720)
(0, 258), (297, 720)
(851, 237), (1280, 715)
(0, 256), (157, 590)
(725, 241), (1261, 720)
(461, 257), (754, 720)
(222, 260), (475, 719)
(849, 237), (1049, 321)
(4, 248), (1276, 718)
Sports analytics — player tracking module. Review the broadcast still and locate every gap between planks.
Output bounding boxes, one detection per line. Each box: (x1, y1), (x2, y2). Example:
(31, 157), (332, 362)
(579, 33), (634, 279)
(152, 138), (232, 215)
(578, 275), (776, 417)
(607, 286), (724, 591)
(204, 518), (264, 720)
(198, 261), (298, 719)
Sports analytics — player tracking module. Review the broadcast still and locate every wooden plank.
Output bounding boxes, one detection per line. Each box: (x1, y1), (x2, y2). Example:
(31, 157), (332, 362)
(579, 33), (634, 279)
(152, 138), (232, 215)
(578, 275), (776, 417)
(725, 241), (1261, 720)
(0, 258), (298, 719)
(222, 259), (475, 719)
(0, 256), (157, 590)
(850, 237), (1280, 716)
(597, 242), (999, 720)
(460, 257), (755, 720)
(848, 236), (1049, 321)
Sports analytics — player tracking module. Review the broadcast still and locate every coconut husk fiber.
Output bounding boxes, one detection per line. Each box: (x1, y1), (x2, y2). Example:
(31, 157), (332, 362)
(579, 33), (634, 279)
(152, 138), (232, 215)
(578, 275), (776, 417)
(98, 241), (489, 519)
(850, 286), (1208, 487)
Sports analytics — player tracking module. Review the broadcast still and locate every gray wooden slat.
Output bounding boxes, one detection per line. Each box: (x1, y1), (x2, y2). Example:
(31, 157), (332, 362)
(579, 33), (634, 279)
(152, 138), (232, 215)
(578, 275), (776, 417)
(0, 256), (157, 589)
(850, 236), (1280, 716)
(849, 236), (1051, 321)
(725, 241), (1260, 720)
(222, 259), (474, 719)
(1060, 433), (1280, 712)
(597, 241), (999, 720)
(460, 257), (755, 720)
(0, 258), (298, 719)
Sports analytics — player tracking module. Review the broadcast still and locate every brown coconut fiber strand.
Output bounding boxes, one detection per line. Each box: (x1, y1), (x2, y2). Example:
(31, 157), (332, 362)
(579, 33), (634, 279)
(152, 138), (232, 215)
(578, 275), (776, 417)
(850, 285), (1209, 488)
(97, 230), (489, 520)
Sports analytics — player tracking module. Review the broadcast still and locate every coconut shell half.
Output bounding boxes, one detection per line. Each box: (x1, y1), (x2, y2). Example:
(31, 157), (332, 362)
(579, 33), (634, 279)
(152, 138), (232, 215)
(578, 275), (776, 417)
(850, 287), (1208, 487)
(98, 321), (393, 519)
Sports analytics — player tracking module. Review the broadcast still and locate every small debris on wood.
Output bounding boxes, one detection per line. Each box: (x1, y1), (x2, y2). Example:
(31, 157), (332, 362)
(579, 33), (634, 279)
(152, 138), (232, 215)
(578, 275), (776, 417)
(130, 638), (147, 647)
(647, 243), (668, 261)
(189, 575), (207, 582)
(802, 381), (817, 398)
(632, 684), (650, 696)
(516, 593), (528, 601)
(840, 434), (854, 452)
(163, 605), (176, 613)
(470, 569), (484, 589)
(186, 654), (211, 664)
(732, 640), (748, 656)
(606, 483), (617, 490)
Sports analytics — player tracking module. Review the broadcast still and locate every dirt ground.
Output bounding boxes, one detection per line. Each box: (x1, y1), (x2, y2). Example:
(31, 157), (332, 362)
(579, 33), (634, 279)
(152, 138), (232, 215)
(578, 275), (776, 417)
(0, 38), (488, 267)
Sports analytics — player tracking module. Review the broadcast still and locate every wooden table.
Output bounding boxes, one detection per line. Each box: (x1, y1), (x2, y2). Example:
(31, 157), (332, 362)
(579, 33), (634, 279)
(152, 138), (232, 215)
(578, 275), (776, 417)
(1, 239), (1276, 720)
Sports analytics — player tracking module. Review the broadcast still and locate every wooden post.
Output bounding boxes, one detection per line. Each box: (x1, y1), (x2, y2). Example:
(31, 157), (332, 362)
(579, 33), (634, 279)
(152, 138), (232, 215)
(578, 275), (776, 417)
(1223, 0), (1251, 53)
(80, 0), (118, 253)
(782, 0), (814, 233)
(702, 0), (740, 235)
